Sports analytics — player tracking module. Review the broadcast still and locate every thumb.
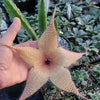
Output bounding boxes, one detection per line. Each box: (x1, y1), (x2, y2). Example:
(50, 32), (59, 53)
(0, 17), (21, 45)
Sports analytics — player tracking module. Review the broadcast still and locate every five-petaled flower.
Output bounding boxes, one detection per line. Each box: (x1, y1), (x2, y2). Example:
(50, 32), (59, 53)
(2, 7), (90, 100)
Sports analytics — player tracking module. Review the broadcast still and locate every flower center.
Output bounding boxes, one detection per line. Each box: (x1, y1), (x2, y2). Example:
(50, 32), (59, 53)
(45, 59), (51, 65)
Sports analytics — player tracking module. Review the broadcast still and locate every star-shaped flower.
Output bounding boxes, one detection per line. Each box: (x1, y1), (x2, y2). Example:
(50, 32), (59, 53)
(2, 7), (90, 100)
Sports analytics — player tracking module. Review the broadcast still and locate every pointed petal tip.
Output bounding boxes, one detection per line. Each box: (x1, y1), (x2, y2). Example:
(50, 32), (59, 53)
(50, 5), (56, 24)
(54, 5), (56, 17)
(39, 5), (58, 50)
(78, 93), (91, 100)
(19, 68), (48, 100)
(53, 5), (56, 18)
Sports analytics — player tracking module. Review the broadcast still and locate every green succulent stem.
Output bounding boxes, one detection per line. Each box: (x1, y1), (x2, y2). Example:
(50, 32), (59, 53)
(38, 0), (47, 37)
(4, 0), (38, 40)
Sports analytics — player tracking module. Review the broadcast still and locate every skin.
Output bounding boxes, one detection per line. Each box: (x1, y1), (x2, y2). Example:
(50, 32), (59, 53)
(0, 17), (38, 89)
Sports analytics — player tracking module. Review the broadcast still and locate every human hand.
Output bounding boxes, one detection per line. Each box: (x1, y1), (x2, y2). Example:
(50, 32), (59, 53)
(0, 17), (38, 89)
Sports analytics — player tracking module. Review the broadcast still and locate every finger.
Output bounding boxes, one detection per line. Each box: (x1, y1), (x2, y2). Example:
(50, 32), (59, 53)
(0, 17), (21, 45)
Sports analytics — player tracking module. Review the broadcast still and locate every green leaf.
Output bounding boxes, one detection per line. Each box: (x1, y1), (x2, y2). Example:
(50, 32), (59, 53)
(90, 8), (100, 19)
(4, 0), (38, 40)
(75, 15), (95, 26)
(82, 15), (95, 25)
(73, 28), (78, 36)
(86, 0), (91, 4)
(71, 5), (82, 17)
(73, 70), (89, 86)
(82, 56), (89, 62)
(75, 38), (83, 43)
(94, 24), (100, 33)
(88, 92), (100, 100)
(51, 85), (57, 93)
(93, 66), (100, 75)
(86, 25), (93, 32)
(0, 20), (3, 26)
(38, 0), (47, 37)
(54, 20), (58, 32)
(92, 35), (100, 41)
(75, 17), (84, 25)
(78, 30), (87, 37)
(81, 80), (87, 86)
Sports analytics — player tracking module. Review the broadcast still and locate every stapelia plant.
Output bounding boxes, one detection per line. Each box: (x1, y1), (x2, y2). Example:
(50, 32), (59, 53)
(2, 8), (90, 100)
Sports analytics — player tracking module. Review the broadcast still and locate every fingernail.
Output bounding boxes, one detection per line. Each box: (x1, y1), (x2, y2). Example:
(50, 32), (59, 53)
(13, 17), (17, 23)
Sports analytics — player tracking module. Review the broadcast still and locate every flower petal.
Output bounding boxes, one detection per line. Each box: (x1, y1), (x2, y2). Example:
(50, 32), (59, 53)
(12, 47), (42, 67)
(57, 47), (86, 67)
(19, 68), (48, 100)
(0, 44), (42, 67)
(39, 6), (57, 52)
(50, 68), (89, 100)
(15, 41), (38, 48)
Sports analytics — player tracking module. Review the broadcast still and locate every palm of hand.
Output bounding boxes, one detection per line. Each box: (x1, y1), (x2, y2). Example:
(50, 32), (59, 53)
(0, 18), (38, 89)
